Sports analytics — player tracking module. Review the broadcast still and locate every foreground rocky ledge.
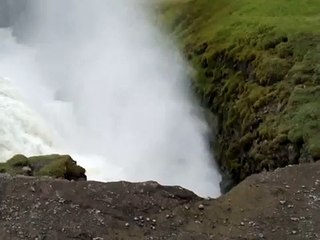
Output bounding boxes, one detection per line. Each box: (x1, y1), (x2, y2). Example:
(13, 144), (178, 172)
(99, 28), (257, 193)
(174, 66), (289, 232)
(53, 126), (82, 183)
(0, 162), (320, 240)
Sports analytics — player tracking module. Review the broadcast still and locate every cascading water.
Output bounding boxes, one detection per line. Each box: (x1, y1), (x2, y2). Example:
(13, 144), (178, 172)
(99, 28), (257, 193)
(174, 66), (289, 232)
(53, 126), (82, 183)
(0, 0), (221, 197)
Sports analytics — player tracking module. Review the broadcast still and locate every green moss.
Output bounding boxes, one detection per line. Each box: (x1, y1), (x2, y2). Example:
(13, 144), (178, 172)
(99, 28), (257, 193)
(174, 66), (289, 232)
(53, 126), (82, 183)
(6, 154), (29, 167)
(283, 86), (320, 159)
(0, 154), (86, 180)
(276, 42), (294, 59)
(239, 132), (256, 150)
(0, 154), (29, 175)
(159, 0), (320, 185)
(37, 158), (67, 178)
(31, 155), (86, 180)
(255, 56), (292, 85)
(272, 134), (288, 145)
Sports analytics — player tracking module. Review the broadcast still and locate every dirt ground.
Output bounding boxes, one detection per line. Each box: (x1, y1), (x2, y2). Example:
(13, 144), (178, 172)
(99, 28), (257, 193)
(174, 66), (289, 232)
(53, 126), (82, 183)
(0, 162), (319, 239)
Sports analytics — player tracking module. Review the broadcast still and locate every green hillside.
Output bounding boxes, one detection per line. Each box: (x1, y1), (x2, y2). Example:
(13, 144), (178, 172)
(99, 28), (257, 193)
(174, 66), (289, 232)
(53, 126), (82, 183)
(160, 0), (320, 190)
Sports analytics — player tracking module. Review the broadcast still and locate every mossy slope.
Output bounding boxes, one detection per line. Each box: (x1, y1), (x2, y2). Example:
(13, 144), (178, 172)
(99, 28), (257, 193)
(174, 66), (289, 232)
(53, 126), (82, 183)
(0, 154), (86, 181)
(159, 0), (320, 190)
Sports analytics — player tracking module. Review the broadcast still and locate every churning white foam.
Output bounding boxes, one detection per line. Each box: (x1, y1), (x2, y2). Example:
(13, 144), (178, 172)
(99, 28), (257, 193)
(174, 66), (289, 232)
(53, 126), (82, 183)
(0, 0), (221, 197)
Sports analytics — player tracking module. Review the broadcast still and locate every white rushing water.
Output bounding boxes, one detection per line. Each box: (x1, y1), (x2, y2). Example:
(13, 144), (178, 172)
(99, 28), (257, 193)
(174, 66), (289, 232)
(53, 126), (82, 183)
(0, 0), (221, 197)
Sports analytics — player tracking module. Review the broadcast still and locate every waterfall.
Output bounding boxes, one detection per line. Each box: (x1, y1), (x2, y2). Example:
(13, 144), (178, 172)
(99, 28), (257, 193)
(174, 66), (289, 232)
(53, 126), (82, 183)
(0, 0), (221, 197)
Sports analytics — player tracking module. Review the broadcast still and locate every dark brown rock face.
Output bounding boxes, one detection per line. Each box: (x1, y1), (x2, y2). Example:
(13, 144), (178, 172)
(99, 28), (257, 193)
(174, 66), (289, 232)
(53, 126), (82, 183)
(0, 162), (320, 239)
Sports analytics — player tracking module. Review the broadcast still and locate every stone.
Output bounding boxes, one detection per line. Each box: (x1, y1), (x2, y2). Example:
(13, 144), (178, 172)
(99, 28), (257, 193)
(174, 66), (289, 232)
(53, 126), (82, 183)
(279, 200), (286, 205)
(22, 166), (32, 175)
(198, 204), (204, 210)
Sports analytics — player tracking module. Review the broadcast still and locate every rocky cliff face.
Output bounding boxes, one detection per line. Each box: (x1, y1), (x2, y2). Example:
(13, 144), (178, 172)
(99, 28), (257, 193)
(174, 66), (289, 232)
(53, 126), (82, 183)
(159, 0), (320, 191)
(0, 161), (319, 239)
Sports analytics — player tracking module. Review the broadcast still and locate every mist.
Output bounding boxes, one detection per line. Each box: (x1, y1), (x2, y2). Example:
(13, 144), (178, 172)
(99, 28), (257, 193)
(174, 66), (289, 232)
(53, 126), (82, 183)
(0, 0), (221, 197)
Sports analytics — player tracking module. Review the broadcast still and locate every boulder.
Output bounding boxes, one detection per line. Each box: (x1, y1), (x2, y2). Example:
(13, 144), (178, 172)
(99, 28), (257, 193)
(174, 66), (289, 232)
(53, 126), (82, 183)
(0, 154), (86, 181)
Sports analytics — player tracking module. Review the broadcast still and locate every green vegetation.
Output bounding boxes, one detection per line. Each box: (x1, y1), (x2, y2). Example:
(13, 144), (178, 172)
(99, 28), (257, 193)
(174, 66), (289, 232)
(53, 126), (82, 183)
(0, 154), (86, 180)
(282, 86), (320, 159)
(158, 0), (320, 189)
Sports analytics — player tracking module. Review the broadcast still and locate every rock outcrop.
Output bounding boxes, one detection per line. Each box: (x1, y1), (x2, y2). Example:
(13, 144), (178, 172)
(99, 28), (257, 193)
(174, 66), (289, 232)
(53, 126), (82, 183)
(158, 0), (320, 191)
(0, 154), (86, 181)
(0, 162), (320, 239)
